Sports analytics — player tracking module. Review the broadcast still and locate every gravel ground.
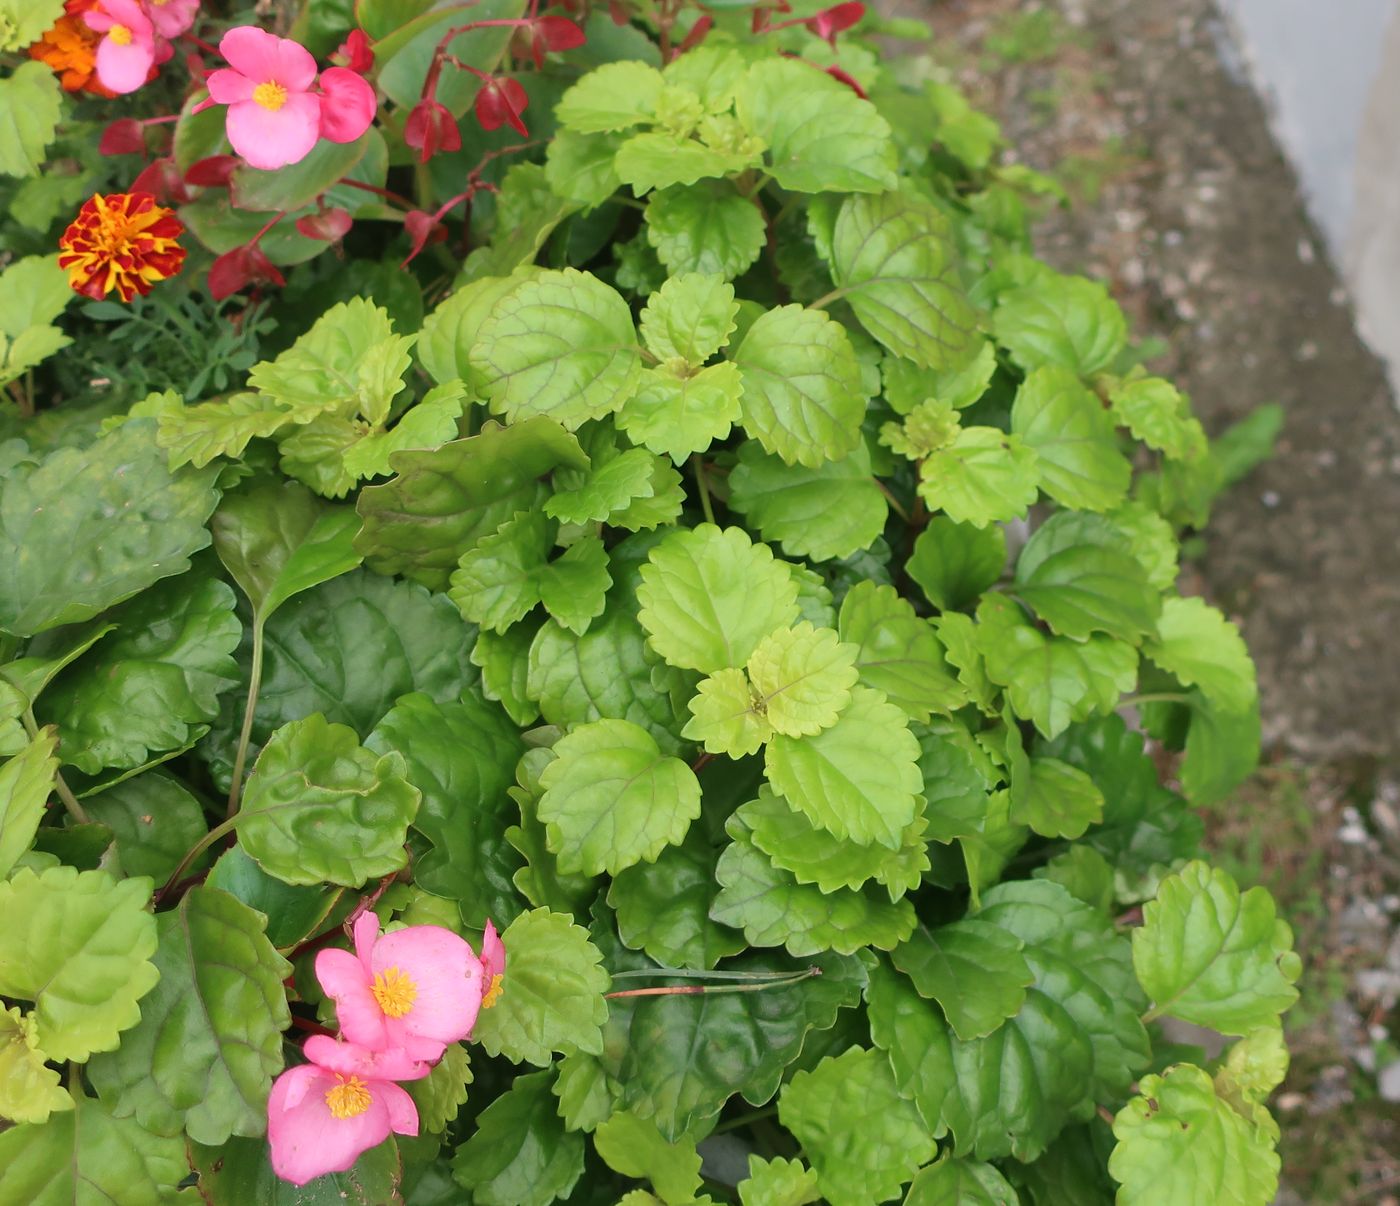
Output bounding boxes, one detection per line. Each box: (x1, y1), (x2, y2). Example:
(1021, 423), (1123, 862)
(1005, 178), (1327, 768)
(885, 0), (1400, 1197)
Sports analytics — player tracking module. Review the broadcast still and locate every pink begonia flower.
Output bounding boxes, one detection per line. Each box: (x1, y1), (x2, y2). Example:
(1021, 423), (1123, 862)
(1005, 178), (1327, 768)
(316, 912), (485, 1062)
(480, 919), (506, 1011)
(204, 26), (376, 171)
(143, 0), (199, 40)
(84, 0), (157, 95)
(267, 1036), (425, 1185)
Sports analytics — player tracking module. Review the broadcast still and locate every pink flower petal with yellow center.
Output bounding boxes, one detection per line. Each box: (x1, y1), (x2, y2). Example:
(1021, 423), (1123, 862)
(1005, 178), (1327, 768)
(219, 24), (316, 91)
(205, 66), (254, 104)
(226, 90), (321, 169)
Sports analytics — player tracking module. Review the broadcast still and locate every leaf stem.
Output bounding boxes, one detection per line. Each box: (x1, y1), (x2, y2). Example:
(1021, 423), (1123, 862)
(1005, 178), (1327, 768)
(807, 285), (850, 311)
(605, 967), (820, 998)
(713, 1105), (778, 1134)
(608, 966), (816, 982)
(226, 619), (265, 820)
(874, 479), (911, 523)
(1118, 692), (1190, 708)
(21, 709), (88, 824)
(158, 815), (238, 906)
(692, 457), (716, 525)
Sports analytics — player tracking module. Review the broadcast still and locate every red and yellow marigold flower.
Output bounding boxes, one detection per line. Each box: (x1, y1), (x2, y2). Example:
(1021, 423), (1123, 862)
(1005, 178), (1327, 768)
(58, 192), (187, 303)
(28, 0), (115, 96)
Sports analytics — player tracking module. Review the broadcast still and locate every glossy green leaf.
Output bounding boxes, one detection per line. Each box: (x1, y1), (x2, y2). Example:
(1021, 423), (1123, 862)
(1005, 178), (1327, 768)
(80, 771), (209, 883)
(366, 692), (524, 927)
(890, 919), (1033, 1041)
(0, 1005), (69, 1125)
(683, 667), (774, 757)
(1143, 596), (1256, 714)
(746, 622), (859, 738)
(1109, 1064), (1279, 1206)
(1010, 367), (1131, 512)
(354, 417), (588, 589)
(916, 427), (1040, 528)
(1012, 757), (1105, 839)
(765, 686), (923, 849)
(41, 574), (241, 774)
(407, 1041), (472, 1134)
(236, 713), (420, 887)
(187, 1133), (403, 1205)
(154, 391), (291, 469)
(732, 304), (869, 468)
(231, 132), (373, 213)
(538, 718), (701, 875)
(0, 420), (218, 637)
(594, 1110), (702, 1204)
(615, 130), (758, 193)
(546, 444), (658, 526)
(0, 1094), (188, 1204)
(907, 517), (1006, 612)
(736, 59), (897, 193)
(779, 1047), (934, 1206)
(904, 1157), (1019, 1205)
(727, 441), (887, 563)
(472, 269), (642, 430)
(711, 810), (916, 955)
(645, 181), (767, 279)
(825, 191), (977, 369)
(0, 866), (158, 1062)
(87, 887), (290, 1145)
(617, 361), (744, 463)
(637, 523), (799, 672)
(204, 845), (343, 951)
(993, 273), (1126, 377)
(452, 1069), (584, 1206)
(1133, 861), (1300, 1035)
(837, 582), (967, 722)
(472, 908), (610, 1066)
(471, 625), (541, 727)
(417, 272), (536, 389)
(545, 128), (624, 207)
(0, 727), (56, 879)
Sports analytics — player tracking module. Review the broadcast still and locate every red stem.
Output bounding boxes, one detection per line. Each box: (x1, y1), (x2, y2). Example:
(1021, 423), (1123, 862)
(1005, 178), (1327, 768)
(338, 177), (417, 210)
(289, 1015), (337, 1038)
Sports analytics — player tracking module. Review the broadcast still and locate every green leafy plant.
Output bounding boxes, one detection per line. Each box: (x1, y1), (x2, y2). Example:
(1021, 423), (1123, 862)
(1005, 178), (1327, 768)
(0, 2), (1297, 1203)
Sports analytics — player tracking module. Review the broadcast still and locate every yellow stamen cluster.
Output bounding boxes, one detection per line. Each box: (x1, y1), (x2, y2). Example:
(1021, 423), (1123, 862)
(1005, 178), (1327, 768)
(482, 973), (504, 1009)
(253, 80), (288, 111)
(324, 1075), (372, 1119)
(371, 966), (418, 1018)
(108, 23), (132, 45)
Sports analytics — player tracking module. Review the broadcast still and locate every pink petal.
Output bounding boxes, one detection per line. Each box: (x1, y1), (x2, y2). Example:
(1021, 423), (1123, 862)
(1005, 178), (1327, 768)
(146, 0), (200, 39)
(352, 910), (381, 971)
(206, 67), (253, 104)
(268, 1066), (393, 1186)
(317, 67), (376, 143)
(380, 1082), (420, 1137)
(88, 0), (150, 33)
(219, 25), (317, 90)
(314, 947), (389, 1051)
(481, 920), (505, 983)
(225, 92), (321, 170)
(302, 1035), (430, 1083)
(96, 37), (156, 94)
(373, 926), (483, 1049)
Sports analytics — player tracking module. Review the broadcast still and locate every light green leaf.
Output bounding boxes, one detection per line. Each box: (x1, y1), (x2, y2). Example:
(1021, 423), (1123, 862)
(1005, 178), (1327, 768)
(736, 59), (897, 193)
(471, 625), (541, 727)
(645, 181), (766, 279)
(891, 919), (1033, 1041)
(1109, 377), (1205, 461)
(0, 0), (64, 51)
(155, 392), (291, 469)
(907, 517), (1006, 612)
(926, 80), (1003, 169)
(545, 128), (624, 207)
(471, 269), (642, 429)
(0, 255), (70, 337)
(365, 692), (524, 927)
(1012, 756), (1105, 839)
(0, 1006), (69, 1125)
(339, 382), (468, 480)
(637, 523), (799, 672)
(0, 866), (158, 1062)
(916, 427), (1040, 528)
(1105, 500), (1179, 591)
(711, 811), (916, 955)
(837, 582), (967, 722)
(0, 728), (56, 880)
(746, 622), (858, 738)
(1133, 861), (1300, 1035)
(1109, 1064), (1279, 1206)
(904, 1157), (1020, 1205)
(825, 191), (977, 369)
(733, 304), (869, 468)
(741, 787), (928, 899)
(1010, 367), (1132, 512)
(553, 1050), (613, 1132)
(0, 1095), (188, 1204)
(40, 575), (241, 774)
(354, 416), (588, 589)
(471, 162), (580, 281)
(86, 887), (291, 1146)
(0, 63), (61, 178)
(1, 323), (70, 386)
(0, 420), (218, 637)
(472, 908), (611, 1066)
(738, 1155), (820, 1206)
(879, 398), (960, 460)
(765, 686), (923, 849)
(682, 667), (773, 757)
(615, 130), (758, 193)
(1215, 1025), (1288, 1126)
(407, 1041), (472, 1134)
(417, 272), (535, 389)
(883, 340), (997, 416)
(640, 273), (738, 364)
(274, 412), (363, 498)
(617, 361), (744, 462)
(727, 441), (887, 562)
(993, 274), (1127, 377)
(538, 717), (700, 875)
(1143, 596), (1256, 714)
(779, 1047), (934, 1206)
(212, 477), (363, 622)
(556, 61), (664, 132)
(608, 829), (744, 968)
(236, 713), (420, 887)
(594, 1110), (703, 1205)
(249, 298), (413, 425)
(452, 1069), (584, 1206)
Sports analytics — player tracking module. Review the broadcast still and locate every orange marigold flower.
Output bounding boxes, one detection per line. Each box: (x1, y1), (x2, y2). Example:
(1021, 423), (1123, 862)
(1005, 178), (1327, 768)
(29, 0), (115, 97)
(58, 192), (187, 303)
